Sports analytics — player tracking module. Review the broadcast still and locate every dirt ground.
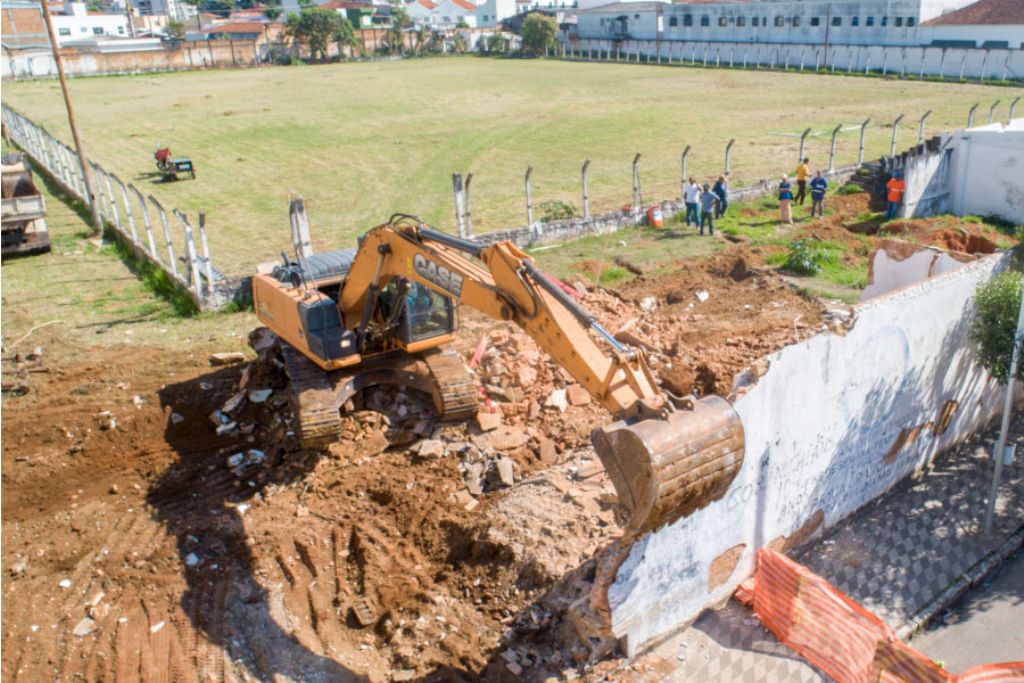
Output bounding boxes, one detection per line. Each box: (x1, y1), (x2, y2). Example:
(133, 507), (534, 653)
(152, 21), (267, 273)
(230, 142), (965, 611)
(2, 252), (831, 683)
(2, 186), (1009, 681)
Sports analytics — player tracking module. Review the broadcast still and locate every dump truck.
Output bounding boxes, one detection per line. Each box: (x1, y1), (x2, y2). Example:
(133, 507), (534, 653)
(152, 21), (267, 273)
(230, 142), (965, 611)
(252, 207), (745, 535)
(2, 153), (50, 258)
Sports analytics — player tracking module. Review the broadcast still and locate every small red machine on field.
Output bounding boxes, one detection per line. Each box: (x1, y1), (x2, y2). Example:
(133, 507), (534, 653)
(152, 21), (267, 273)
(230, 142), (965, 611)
(154, 146), (196, 181)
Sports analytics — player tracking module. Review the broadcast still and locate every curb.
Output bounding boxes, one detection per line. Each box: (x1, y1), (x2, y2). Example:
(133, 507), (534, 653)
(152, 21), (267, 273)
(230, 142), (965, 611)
(895, 524), (1024, 641)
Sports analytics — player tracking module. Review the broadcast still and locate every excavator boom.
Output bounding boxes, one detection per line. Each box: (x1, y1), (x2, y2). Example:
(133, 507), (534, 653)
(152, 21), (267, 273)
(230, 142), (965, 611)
(338, 217), (745, 536)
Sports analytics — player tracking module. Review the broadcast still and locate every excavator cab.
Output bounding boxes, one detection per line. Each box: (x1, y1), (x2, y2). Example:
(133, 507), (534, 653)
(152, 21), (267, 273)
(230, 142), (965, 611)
(377, 279), (456, 347)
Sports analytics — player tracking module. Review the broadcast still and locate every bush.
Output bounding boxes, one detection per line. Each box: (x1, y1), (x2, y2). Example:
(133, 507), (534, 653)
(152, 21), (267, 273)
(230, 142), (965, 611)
(539, 199), (577, 222)
(837, 183), (864, 196)
(782, 239), (837, 275)
(970, 270), (1024, 383)
(521, 14), (557, 56)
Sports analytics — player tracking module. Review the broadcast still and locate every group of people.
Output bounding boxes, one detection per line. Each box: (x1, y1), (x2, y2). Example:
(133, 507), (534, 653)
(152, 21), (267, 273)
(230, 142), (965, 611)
(680, 156), (909, 233)
(777, 158), (830, 224)
(682, 176), (729, 235)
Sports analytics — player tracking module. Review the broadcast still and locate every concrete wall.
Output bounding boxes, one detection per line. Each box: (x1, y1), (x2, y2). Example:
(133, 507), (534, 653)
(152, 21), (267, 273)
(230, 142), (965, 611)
(603, 249), (1011, 655)
(2, 39), (259, 78)
(949, 121), (1024, 224)
(559, 37), (1024, 81)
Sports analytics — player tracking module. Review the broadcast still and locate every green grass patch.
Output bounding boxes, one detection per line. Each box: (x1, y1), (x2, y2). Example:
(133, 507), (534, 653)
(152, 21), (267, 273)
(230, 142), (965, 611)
(836, 183), (865, 196)
(598, 266), (631, 285)
(4, 58), (1010, 274)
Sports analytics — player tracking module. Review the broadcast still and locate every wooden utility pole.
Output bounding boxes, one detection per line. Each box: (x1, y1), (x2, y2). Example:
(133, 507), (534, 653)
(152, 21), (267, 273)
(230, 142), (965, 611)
(124, 0), (136, 38)
(40, 0), (104, 236)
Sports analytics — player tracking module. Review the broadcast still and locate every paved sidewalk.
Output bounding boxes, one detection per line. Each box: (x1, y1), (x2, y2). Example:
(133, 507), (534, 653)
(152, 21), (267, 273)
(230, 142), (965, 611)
(610, 414), (1024, 682)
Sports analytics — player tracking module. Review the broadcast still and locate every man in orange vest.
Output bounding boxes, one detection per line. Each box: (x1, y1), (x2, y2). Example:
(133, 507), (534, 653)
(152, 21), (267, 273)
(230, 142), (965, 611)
(886, 170), (906, 220)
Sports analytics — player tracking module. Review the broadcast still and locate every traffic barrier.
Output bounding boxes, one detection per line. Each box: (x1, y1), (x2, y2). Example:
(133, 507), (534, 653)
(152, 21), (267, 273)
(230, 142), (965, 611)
(740, 548), (1024, 683)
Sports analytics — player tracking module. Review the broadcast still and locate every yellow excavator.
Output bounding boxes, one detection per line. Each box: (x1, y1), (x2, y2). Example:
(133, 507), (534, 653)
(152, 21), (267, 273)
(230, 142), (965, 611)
(252, 209), (744, 535)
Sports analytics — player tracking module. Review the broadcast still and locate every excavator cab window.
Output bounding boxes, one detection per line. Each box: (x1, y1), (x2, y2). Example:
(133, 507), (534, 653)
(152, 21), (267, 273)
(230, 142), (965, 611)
(404, 282), (452, 341)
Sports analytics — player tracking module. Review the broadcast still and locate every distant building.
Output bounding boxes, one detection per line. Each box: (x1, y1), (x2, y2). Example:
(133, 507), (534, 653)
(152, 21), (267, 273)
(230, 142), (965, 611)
(51, 2), (131, 44)
(573, 0), (995, 48)
(473, 0), (515, 27)
(134, 0), (195, 21)
(320, 0), (377, 28)
(920, 0), (1024, 49)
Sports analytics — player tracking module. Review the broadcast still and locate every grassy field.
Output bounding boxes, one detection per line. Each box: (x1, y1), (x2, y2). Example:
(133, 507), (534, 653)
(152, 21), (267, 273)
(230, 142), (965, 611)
(3, 57), (1013, 274)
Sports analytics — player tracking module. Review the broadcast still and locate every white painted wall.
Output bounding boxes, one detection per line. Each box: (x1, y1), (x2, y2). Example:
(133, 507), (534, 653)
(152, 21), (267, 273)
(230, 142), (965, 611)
(474, 0), (516, 27)
(950, 120), (1024, 224)
(604, 251), (1011, 655)
(921, 24), (1024, 49)
(51, 4), (131, 44)
(560, 37), (1024, 80)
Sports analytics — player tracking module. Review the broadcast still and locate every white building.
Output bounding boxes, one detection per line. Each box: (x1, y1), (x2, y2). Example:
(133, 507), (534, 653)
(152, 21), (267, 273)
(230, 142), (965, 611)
(574, 0), (985, 47)
(919, 0), (1024, 49)
(134, 0), (196, 21)
(50, 2), (131, 44)
(474, 0), (516, 28)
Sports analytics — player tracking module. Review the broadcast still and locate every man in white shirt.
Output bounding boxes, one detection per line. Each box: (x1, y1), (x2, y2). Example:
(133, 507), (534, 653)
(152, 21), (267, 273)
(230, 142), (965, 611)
(684, 178), (701, 227)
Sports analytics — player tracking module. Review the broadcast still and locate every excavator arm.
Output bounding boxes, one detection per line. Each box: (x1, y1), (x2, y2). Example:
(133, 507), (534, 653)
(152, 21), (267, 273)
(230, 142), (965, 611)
(339, 216), (745, 537)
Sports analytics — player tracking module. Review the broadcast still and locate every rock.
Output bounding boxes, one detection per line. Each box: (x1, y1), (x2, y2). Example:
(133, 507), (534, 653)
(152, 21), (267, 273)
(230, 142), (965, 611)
(392, 670), (417, 682)
(545, 389), (568, 412)
(464, 461), (485, 495)
(221, 390), (247, 415)
(150, 621), (165, 634)
(537, 437), (557, 465)
(477, 411), (502, 432)
(350, 597), (379, 628)
(506, 662), (523, 676)
(209, 410), (230, 426)
(73, 617), (96, 637)
(474, 426), (530, 451)
(184, 552), (200, 567)
(415, 439), (446, 459)
(108, 484), (119, 495)
(10, 558), (27, 576)
(566, 384), (591, 407)
(215, 421), (238, 437)
(209, 352), (246, 366)
(639, 296), (657, 312)
(132, 395), (145, 409)
(495, 457), (515, 487)
(169, 412), (185, 425)
(59, 578), (72, 588)
(227, 452), (245, 468)
(695, 290), (710, 303)
(248, 389), (272, 404)
(249, 327), (277, 352)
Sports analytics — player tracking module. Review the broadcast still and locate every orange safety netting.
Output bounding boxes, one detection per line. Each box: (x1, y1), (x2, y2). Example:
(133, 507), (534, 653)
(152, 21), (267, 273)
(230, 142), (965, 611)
(739, 548), (1024, 683)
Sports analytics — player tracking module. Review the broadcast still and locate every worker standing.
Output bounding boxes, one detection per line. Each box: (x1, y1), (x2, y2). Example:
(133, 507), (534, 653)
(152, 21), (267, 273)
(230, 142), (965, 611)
(809, 171), (828, 218)
(778, 175), (794, 224)
(699, 183), (719, 236)
(885, 170), (906, 220)
(794, 157), (810, 205)
(713, 176), (729, 218)
(684, 177), (701, 228)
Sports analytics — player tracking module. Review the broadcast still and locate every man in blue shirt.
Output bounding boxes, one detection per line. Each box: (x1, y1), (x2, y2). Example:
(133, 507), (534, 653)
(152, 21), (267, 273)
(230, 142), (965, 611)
(809, 171), (828, 218)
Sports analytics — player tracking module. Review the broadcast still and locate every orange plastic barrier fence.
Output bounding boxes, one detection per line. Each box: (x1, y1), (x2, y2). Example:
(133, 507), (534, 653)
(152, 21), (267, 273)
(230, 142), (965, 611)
(744, 548), (1024, 683)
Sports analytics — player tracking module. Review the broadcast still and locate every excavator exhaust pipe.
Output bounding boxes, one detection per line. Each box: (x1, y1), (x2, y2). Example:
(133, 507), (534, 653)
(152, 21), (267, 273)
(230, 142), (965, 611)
(592, 395), (745, 537)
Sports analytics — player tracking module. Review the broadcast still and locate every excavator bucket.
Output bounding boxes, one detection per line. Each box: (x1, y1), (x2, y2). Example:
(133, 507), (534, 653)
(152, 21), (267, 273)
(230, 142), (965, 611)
(592, 395), (745, 538)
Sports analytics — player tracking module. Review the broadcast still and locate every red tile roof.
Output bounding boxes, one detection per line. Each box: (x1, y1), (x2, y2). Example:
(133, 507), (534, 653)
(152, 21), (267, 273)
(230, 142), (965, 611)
(415, 0), (438, 9)
(451, 0), (476, 11)
(922, 0), (1024, 25)
(206, 21), (267, 33)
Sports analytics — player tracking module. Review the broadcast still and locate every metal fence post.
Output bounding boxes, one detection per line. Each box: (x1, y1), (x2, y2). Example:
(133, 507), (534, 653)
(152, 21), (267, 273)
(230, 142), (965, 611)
(129, 184), (159, 259)
(463, 173), (473, 236)
(724, 138), (735, 176)
(198, 212), (215, 295)
(632, 153), (641, 216)
(988, 99), (1001, 124)
(680, 146), (690, 200)
(918, 109), (932, 144)
(798, 127), (811, 163)
(452, 173), (466, 238)
(890, 114), (905, 158)
(581, 159), (591, 219)
(967, 102), (979, 128)
(524, 166), (533, 226)
(110, 173), (139, 244)
(828, 124), (842, 173)
(858, 118), (871, 165)
(90, 162), (109, 221)
(174, 209), (203, 294)
(1009, 96), (1021, 123)
(149, 195), (179, 278)
(99, 167), (122, 233)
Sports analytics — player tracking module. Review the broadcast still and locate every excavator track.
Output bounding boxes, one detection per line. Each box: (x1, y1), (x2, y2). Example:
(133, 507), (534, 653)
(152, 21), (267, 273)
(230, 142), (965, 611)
(280, 344), (342, 449)
(422, 347), (478, 422)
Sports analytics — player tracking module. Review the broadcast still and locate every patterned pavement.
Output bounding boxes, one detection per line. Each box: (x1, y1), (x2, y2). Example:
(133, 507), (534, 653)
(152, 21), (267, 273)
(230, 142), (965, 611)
(610, 416), (1024, 683)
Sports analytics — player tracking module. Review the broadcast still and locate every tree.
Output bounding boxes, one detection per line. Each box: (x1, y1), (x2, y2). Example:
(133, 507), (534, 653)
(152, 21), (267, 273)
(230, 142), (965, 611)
(386, 2), (411, 55)
(486, 32), (504, 53)
(285, 7), (346, 60)
(521, 13), (557, 56)
(166, 18), (186, 38)
(333, 16), (357, 58)
(970, 270), (1024, 383)
(456, 18), (468, 28)
(264, 6), (282, 19)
